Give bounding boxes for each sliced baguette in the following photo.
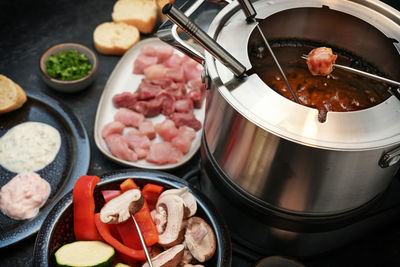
[112,0,158,34]
[93,22,140,56]
[0,74,27,115]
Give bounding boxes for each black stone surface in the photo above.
[0,0,400,266]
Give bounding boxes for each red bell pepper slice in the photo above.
[94,213,146,261]
[116,219,143,250]
[101,190,122,203]
[73,175,102,241]
[132,207,159,247]
[120,178,138,192]
[119,179,159,247]
[142,183,164,211]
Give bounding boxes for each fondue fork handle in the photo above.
[237,0,300,103]
[162,3,247,78]
[301,55,400,87]
[237,0,257,21]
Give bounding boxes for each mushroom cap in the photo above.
[159,187,197,217]
[156,194,186,247]
[100,188,144,224]
[184,217,216,263]
[142,244,184,267]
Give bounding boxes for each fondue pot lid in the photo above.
[204,0,400,150]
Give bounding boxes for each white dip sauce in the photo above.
[0,122,61,173]
[0,172,51,219]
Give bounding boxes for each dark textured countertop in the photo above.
[1,0,400,266]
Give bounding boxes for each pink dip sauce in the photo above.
[0,172,51,219]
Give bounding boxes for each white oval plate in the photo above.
[94,37,205,170]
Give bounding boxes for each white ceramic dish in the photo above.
[94,37,205,170]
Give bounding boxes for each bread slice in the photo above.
[93,22,140,56]
[112,0,158,34]
[0,74,27,114]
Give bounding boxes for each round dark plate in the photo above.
[33,169,232,267]
[0,90,90,248]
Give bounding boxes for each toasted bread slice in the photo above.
[93,22,140,56]
[0,74,27,114]
[112,0,158,34]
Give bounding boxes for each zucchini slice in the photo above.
[54,240,115,267]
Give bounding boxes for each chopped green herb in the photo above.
[45,50,92,81]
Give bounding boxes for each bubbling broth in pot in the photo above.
[249,41,391,122]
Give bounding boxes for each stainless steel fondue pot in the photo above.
[158,0,400,216]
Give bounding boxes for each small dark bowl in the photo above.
[39,43,98,93]
[33,169,232,267]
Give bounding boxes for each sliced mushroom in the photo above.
[184,217,216,263]
[100,189,144,224]
[149,244,164,259]
[151,206,168,234]
[142,244,184,267]
[180,242,194,266]
[159,187,197,217]
[156,194,186,247]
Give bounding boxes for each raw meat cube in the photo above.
[112,92,139,109]
[124,130,152,149]
[144,64,167,80]
[171,126,196,153]
[134,54,158,74]
[114,107,145,128]
[105,134,138,162]
[174,98,194,113]
[166,66,185,83]
[137,79,162,100]
[183,62,202,81]
[156,91,176,116]
[164,54,183,68]
[155,119,179,141]
[133,98,163,117]
[138,119,156,139]
[157,46,175,63]
[141,46,157,57]
[102,121,125,138]
[146,142,184,165]
[170,112,202,131]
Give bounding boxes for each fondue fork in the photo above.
[237,0,300,103]
[131,214,153,267]
[301,54,400,87]
[162,3,246,78]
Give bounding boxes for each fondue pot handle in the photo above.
[379,146,400,168]
[158,0,246,78]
